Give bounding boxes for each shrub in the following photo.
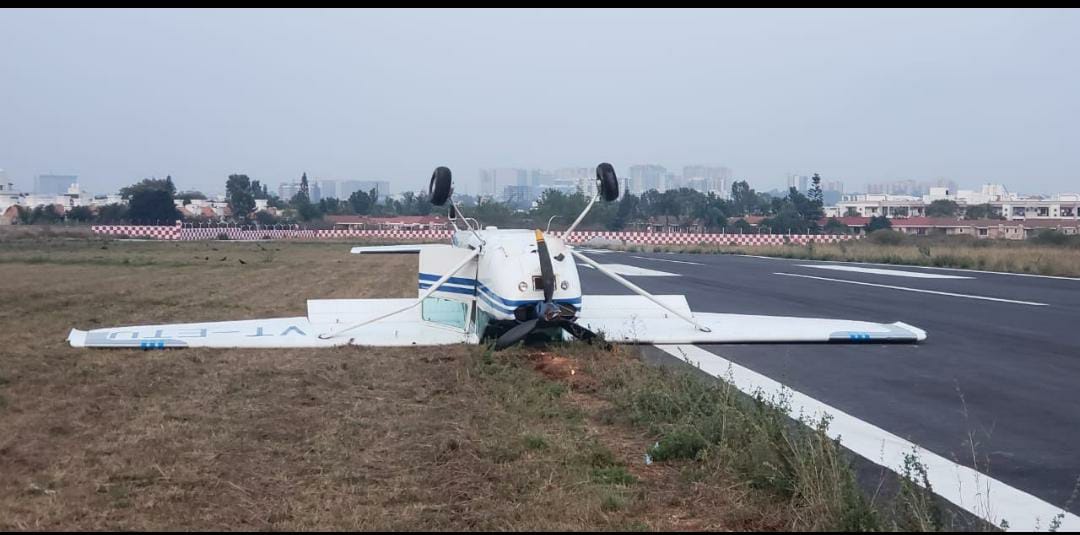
[1030,230,1080,248]
[867,229,907,246]
[590,466,637,486]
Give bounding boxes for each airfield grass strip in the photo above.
[507,342,976,532]
[468,345,795,530]
[0,243,785,530]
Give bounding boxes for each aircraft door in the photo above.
[418,246,479,306]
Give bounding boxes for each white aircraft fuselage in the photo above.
[448,227,582,323]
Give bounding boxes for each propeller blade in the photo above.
[535,229,555,303]
[561,321,612,349]
[494,318,539,351]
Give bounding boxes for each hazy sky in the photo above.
[2,8,1078,196]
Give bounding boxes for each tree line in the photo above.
[22,172,859,234]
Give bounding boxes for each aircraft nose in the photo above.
[536,301,561,322]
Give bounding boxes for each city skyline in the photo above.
[1,164,1074,200]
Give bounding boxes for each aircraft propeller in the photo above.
[493,229,604,350]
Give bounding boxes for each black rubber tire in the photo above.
[429,166,452,206]
[596,162,619,202]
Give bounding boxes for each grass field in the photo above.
[0,236,956,531]
[0,238,785,530]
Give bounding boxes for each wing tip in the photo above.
[67,329,87,348]
[892,321,927,342]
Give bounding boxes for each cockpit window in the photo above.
[421,297,468,330]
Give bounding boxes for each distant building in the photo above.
[821,180,845,205]
[35,174,78,195]
[628,164,666,195]
[664,173,683,191]
[826,216,1079,240]
[0,181,26,213]
[278,182,300,201]
[530,169,555,189]
[785,174,810,193]
[864,178,958,196]
[823,180,844,194]
[550,167,591,196]
[505,168,529,187]
[175,198,232,219]
[88,194,124,207]
[339,180,390,201]
[683,166,732,196]
[830,185,1080,221]
[319,180,338,200]
[478,169,495,197]
[501,185,532,208]
[478,168,527,199]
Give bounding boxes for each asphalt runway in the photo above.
[576,250,1080,520]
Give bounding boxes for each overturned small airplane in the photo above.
[68,163,926,350]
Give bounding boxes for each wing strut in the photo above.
[561,194,598,243]
[318,247,481,340]
[570,248,711,333]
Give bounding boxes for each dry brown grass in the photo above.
[0,225,95,242]
[0,239,798,531]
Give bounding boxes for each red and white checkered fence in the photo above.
[312,229,456,241]
[549,231,857,246]
[92,223,859,246]
[91,223,182,240]
[180,227,320,240]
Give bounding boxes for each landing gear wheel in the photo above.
[429,166,452,206]
[596,162,619,202]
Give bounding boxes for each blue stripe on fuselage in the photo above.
[475,282,581,307]
[417,272,581,315]
[418,273,477,286]
[418,283,477,296]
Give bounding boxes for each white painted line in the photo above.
[798,264,973,279]
[595,264,680,277]
[630,255,704,266]
[901,264,1080,281]
[774,272,1048,306]
[739,254,1080,282]
[656,344,1080,532]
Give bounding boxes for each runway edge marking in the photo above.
[774,272,1049,306]
[656,344,1080,532]
[796,264,974,279]
[630,255,704,265]
[739,254,1080,282]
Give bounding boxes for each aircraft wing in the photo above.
[350,244,450,254]
[68,299,473,348]
[574,295,926,344]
